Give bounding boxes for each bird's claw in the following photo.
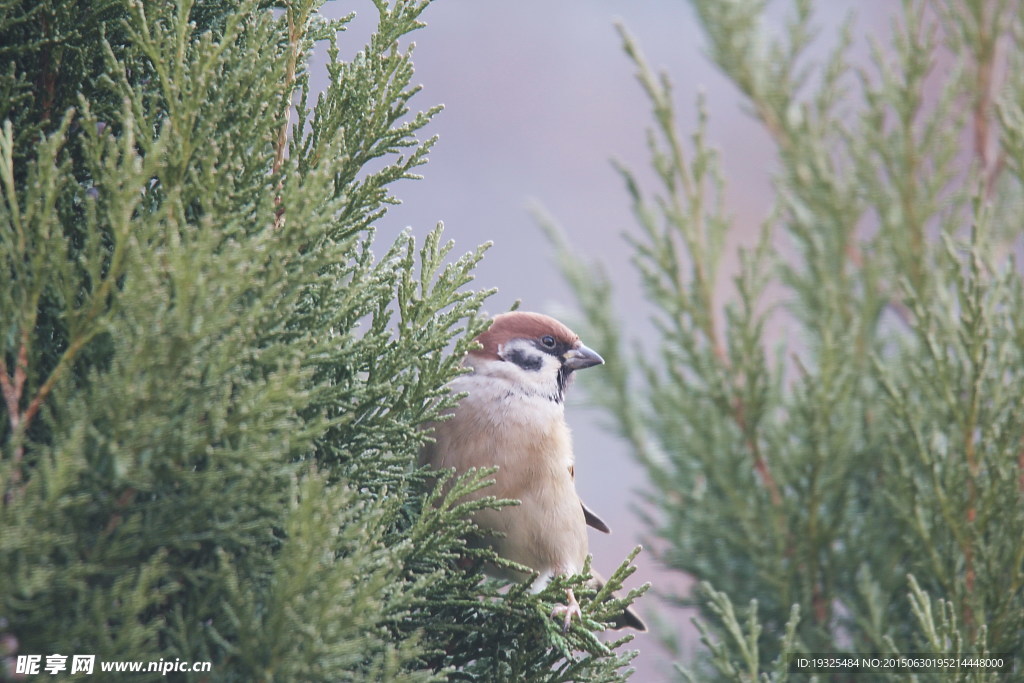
[550,589,582,632]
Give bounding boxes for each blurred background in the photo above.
[315,2,891,677]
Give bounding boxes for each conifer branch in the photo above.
[552,0,1024,673]
[2,3,615,677]
[273,1,310,231]
[38,7,56,125]
[0,335,27,437]
[956,0,1010,197]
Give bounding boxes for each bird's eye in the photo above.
[541,335,556,348]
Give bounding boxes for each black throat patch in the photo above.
[556,365,572,402]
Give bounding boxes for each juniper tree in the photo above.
[0,1,643,680]
[550,0,1024,680]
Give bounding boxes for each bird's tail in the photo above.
[590,571,646,632]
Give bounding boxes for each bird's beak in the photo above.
[562,343,604,371]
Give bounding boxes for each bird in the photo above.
[420,311,645,632]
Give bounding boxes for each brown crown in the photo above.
[470,311,580,360]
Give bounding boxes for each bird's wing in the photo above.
[568,464,612,534]
[582,500,611,534]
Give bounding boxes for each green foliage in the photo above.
[549,0,1024,679]
[1,1,641,680]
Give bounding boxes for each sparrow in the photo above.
[420,311,645,632]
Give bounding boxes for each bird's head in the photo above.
[467,311,604,402]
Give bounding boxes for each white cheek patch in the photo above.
[485,339,565,403]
